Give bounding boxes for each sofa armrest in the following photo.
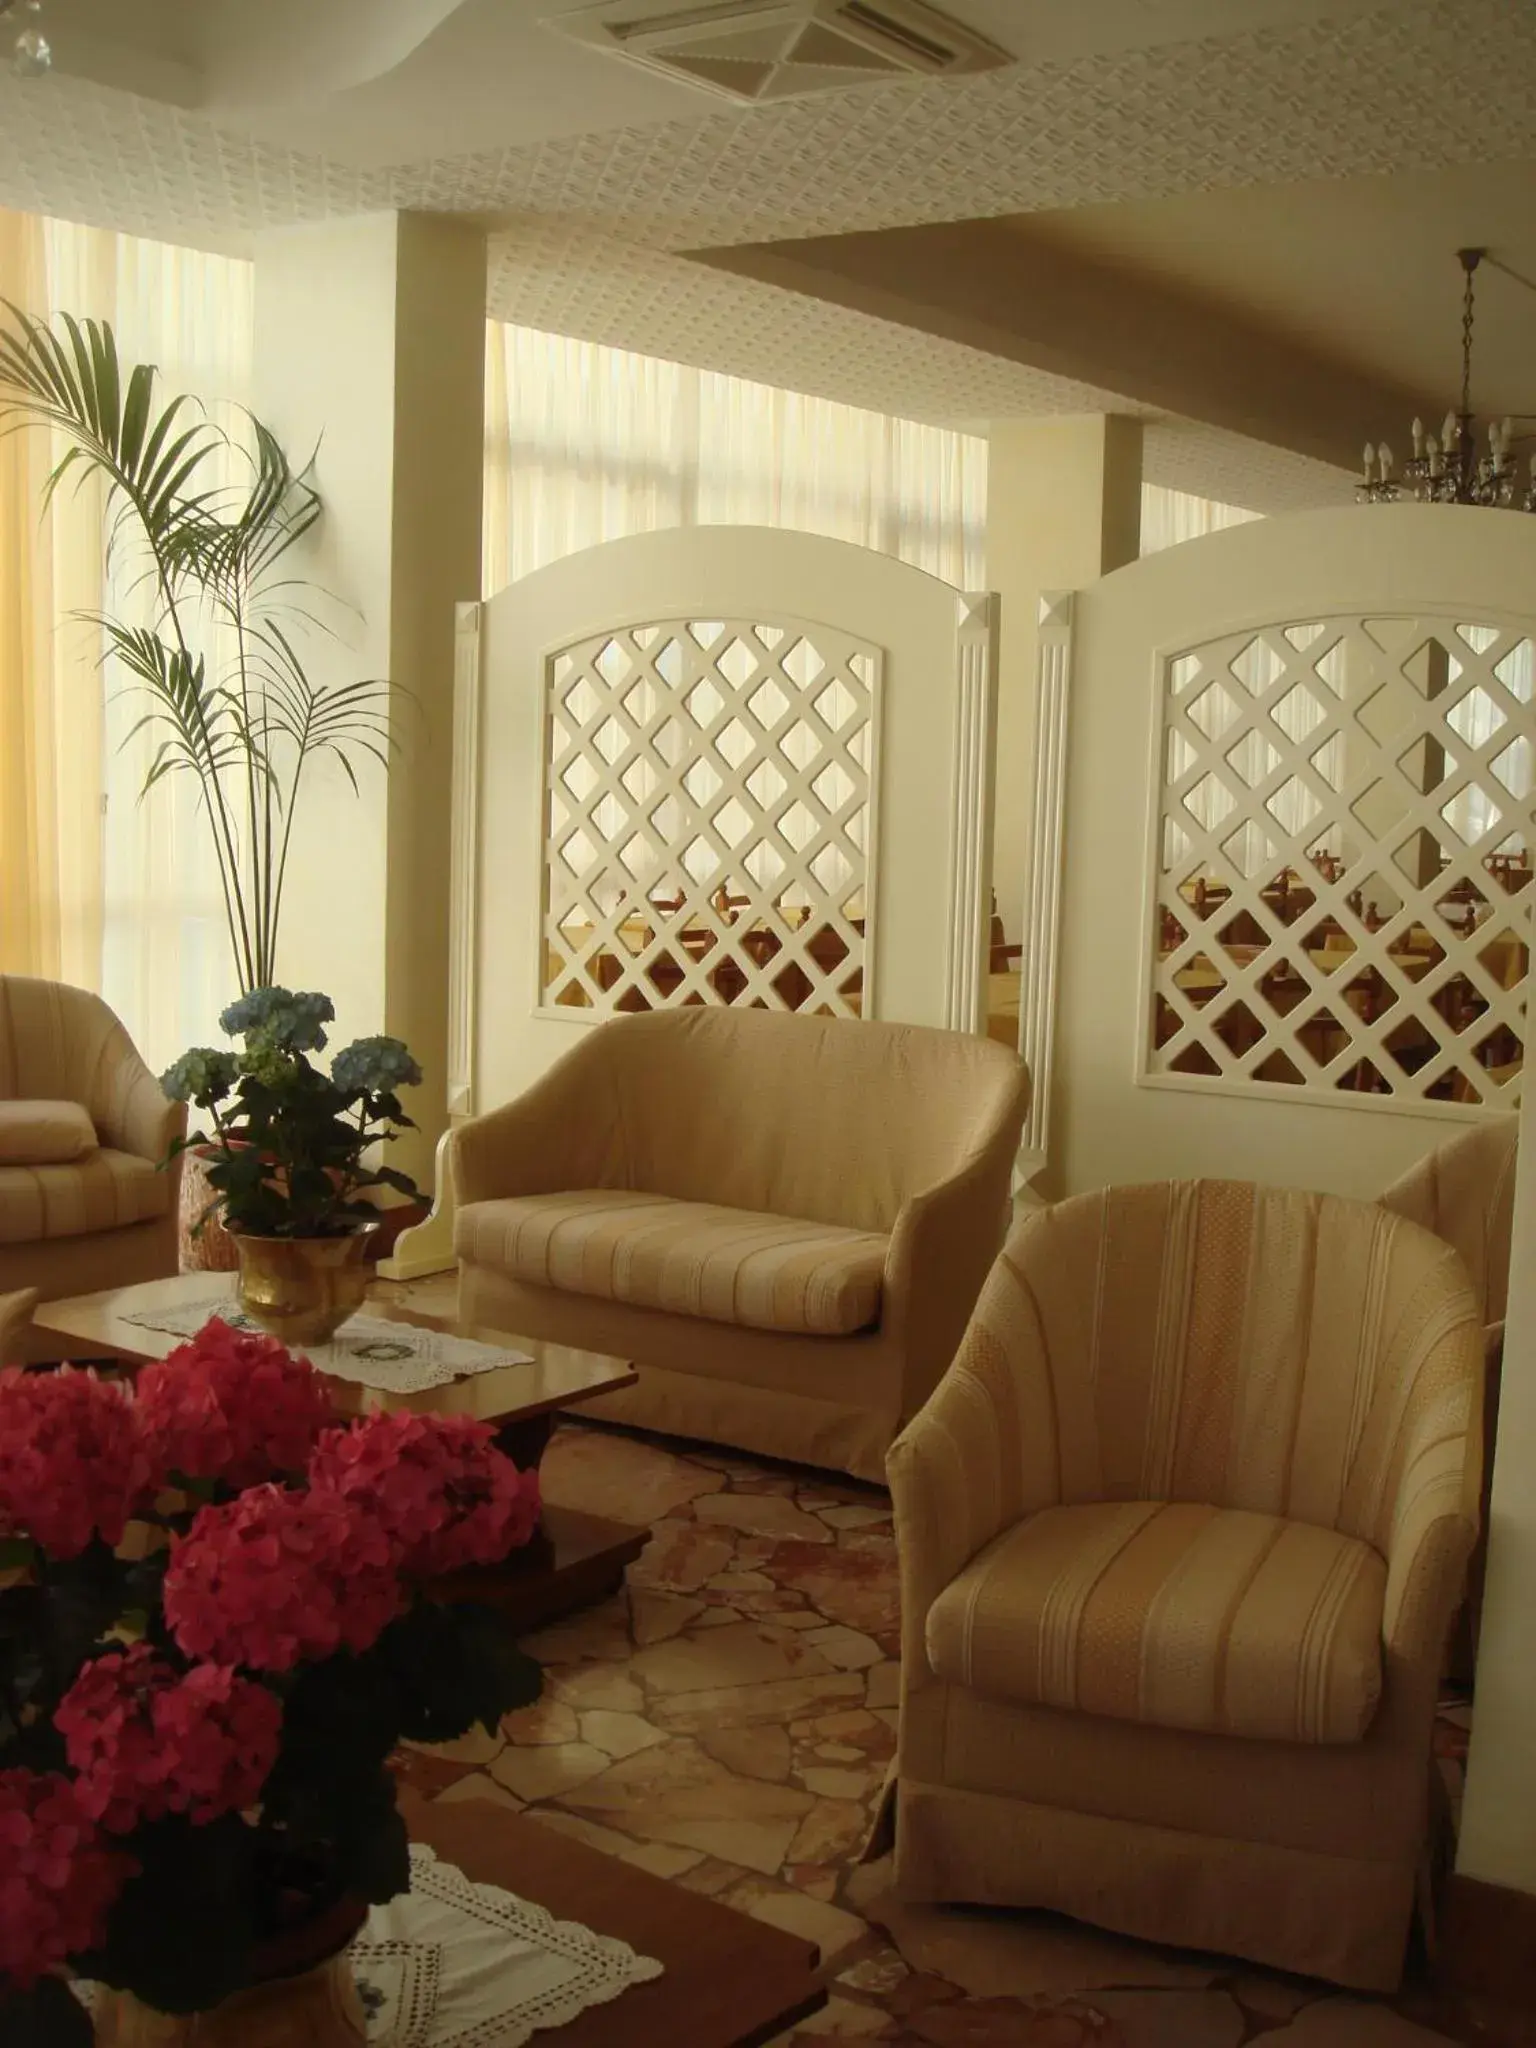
[98,1037,184,1167]
[1380,1308,1484,1675]
[883,1149,1016,1423]
[451,1040,623,1209]
[887,1240,1062,1654]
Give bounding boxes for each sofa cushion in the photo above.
[0,1150,171,1245]
[455,1189,887,1337]
[926,1500,1385,1746]
[0,1099,97,1165]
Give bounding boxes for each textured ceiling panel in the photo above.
[2,0,1530,509]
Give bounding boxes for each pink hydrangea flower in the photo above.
[0,1769,132,1987]
[55,1646,283,1834]
[136,1319,335,1487]
[0,1368,151,1560]
[307,1412,541,1577]
[163,1484,400,1673]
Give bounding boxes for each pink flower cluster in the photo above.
[308,1411,542,1578]
[55,1646,282,1833]
[136,1320,335,1488]
[0,1368,151,1560]
[0,1770,131,1987]
[163,1484,402,1673]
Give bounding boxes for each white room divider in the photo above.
[386,525,998,1276]
[1027,504,1536,1201]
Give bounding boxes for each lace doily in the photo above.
[357,1844,663,2046]
[120,1301,532,1393]
[76,1844,663,2047]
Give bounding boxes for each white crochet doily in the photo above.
[77,1844,663,2047]
[352,1844,664,2045]
[120,1301,532,1393]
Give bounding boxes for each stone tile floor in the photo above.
[384,1406,1508,2048]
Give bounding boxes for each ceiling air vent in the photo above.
[551,0,1012,104]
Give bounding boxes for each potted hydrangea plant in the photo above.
[164,989,425,1345]
[0,1320,542,2045]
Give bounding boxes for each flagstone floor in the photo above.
[386,1401,1497,2048]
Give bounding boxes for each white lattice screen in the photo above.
[1148,614,1534,1108]
[540,617,879,1018]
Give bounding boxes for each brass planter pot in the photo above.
[93,1952,366,2048]
[231,1224,380,1347]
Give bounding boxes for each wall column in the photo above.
[987,414,1142,948]
[1457,1076,1536,1899]
[252,211,485,1189]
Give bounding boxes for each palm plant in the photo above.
[0,305,390,993]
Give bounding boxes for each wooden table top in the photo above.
[32,1272,636,1429]
[401,1793,825,2047]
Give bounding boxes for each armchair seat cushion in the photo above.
[0,1150,170,1245]
[0,1100,97,1165]
[455,1189,887,1337]
[926,1500,1386,1746]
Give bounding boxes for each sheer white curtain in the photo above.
[484,323,988,594]
[1142,483,1260,557]
[14,218,253,1069]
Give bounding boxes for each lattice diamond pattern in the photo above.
[1149,617,1535,1109]
[541,616,879,1019]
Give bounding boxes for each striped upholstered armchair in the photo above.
[0,977,184,1360]
[887,1180,1482,1991]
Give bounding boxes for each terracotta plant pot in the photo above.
[231,1223,380,1347]
[92,1897,370,2048]
[177,1147,241,1275]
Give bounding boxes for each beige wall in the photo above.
[1459,1076,1536,1892]
[988,414,1142,945]
[253,211,485,1188]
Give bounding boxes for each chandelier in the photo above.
[0,0,49,76]
[1358,248,1535,513]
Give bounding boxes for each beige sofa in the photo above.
[452,1009,1029,1480]
[887,1179,1481,1990]
[0,976,184,1361]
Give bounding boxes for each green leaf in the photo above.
[74,1813,259,2015]
[373,1602,542,1745]
[0,1974,94,2048]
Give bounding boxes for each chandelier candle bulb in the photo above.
[1363,442,1375,479]
[1378,444,1393,479]
[1412,418,1424,455]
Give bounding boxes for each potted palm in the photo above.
[0,306,390,994]
[0,1322,542,2046]
[163,989,423,1345]
[0,308,398,1271]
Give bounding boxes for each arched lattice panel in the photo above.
[540,617,880,1018]
[1148,613,1533,1110]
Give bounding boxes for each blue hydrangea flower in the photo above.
[330,1035,424,1096]
[219,987,335,1053]
[160,1048,239,1105]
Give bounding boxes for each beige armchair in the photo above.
[452,1009,1028,1480]
[887,1179,1482,1990]
[1380,1113,1516,1336]
[0,977,184,1361]
[1382,1114,1518,1683]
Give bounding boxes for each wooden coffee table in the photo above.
[402,1792,826,2046]
[34,1273,650,1634]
